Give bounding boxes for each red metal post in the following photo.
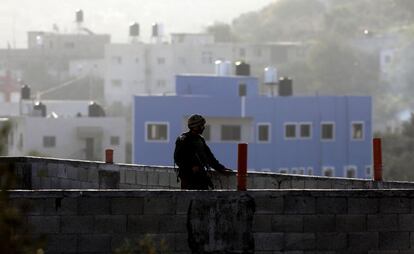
[105,149,114,164]
[237,143,248,191]
[373,138,382,181]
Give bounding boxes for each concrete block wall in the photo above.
[9,189,414,254]
[3,156,414,190]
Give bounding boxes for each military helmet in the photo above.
[187,114,206,129]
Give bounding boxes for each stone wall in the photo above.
[9,189,414,254]
[2,156,414,190]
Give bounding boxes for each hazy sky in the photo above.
[0,0,276,48]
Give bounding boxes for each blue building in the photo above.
[133,74,372,178]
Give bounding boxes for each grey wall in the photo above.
[2,156,414,190]
[9,189,414,254]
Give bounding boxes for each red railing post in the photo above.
[105,149,114,164]
[237,143,248,191]
[373,138,382,181]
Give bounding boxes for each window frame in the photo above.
[351,121,365,141]
[257,122,271,143]
[284,122,297,140]
[344,165,357,178]
[220,124,242,142]
[321,122,335,141]
[145,121,169,143]
[299,122,312,139]
[43,136,56,148]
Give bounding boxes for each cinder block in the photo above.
[119,168,126,183]
[158,215,187,233]
[316,197,346,214]
[284,196,315,214]
[61,215,94,233]
[78,234,112,252]
[47,162,59,177]
[380,198,410,214]
[158,171,170,187]
[128,215,160,233]
[399,214,414,231]
[88,169,99,183]
[42,197,77,215]
[94,215,127,233]
[175,233,191,252]
[28,216,60,234]
[147,172,160,186]
[272,215,303,233]
[66,166,79,180]
[79,197,110,214]
[40,177,51,189]
[285,233,315,250]
[79,168,89,182]
[314,179,332,189]
[253,214,272,232]
[304,215,335,232]
[44,234,77,253]
[50,177,60,188]
[348,232,379,252]
[56,164,67,178]
[336,215,366,232]
[367,214,398,232]
[125,170,136,184]
[291,180,305,189]
[316,233,346,251]
[111,197,144,214]
[254,233,284,251]
[349,198,379,214]
[143,196,175,215]
[176,196,192,215]
[255,196,283,214]
[379,232,409,250]
[280,179,292,189]
[136,171,148,186]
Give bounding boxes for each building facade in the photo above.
[104,33,308,106]
[133,74,372,178]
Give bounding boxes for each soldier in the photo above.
[174,114,232,189]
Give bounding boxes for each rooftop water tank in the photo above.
[278,77,293,96]
[88,101,105,117]
[214,60,232,76]
[33,101,46,117]
[76,9,84,23]
[21,83,31,100]
[264,66,278,84]
[152,23,164,37]
[235,61,250,76]
[129,22,140,37]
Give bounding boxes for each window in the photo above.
[352,122,364,140]
[64,42,75,49]
[323,167,335,177]
[203,125,211,141]
[156,80,166,87]
[298,167,305,175]
[146,123,168,142]
[285,123,296,139]
[239,48,246,57]
[43,136,56,148]
[291,168,298,174]
[321,123,335,140]
[257,124,270,142]
[345,166,357,178]
[111,79,122,87]
[157,57,166,64]
[366,166,372,178]
[221,125,241,141]
[110,136,120,146]
[299,123,312,138]
[202,51,212,64]
[111,56,122,64]
[307,167,314,175]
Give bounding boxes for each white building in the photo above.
[7,115,126,162]
[104,33,308,106]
